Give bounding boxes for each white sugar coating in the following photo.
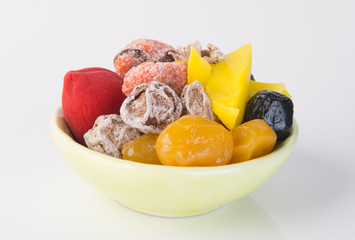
[169,41,226,64]
[121,39,175,62]
[84,114,141,158]
[123,62,187,96]
[120,81,182,134]
[181,81,215,121]
[204,43,226,63]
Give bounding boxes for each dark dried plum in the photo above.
[250,74,255,81]
[244,90,294,141]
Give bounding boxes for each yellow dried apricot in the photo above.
[230,119,277,164]
[156,115,233,166]
[122,133,161,165]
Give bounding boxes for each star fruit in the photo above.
[206,44,252,130]
[249,81,291,100]
[187,46,211,87]
[187,44,290,130]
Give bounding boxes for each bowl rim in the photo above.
[51,106,298,173]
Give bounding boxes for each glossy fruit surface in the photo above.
[187,46,211,87]
[230,119,277,164]
[206,44,252,130]
[156,115,233,166]
[249,80,291,100]
[122,133,161,165]
[244,90,294,141]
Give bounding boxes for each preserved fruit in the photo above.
[156,115,233,166]
[230,119,277,163]
[244,90,294,141]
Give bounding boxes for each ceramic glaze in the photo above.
[51,107,298,217]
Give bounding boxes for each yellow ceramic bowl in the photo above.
[50,107,298,217]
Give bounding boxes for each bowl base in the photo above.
[118,201,218,217]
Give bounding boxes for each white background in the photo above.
[1,0,354,239]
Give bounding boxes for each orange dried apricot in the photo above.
[122,133,161,165]
[230,119,277,164]
[156,115,233,166]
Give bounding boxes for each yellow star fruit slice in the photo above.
[187,46,212,87]
[249,81,292,100]
[210,99,240,130]
[206,44,252,130]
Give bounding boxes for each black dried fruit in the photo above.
[250,74,255,81]
[244,90,294,141]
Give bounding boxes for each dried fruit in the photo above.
[249,80,291,100]
[230,119,277,164]
[62,67,125,145]
[202,43,226,64]
[113,49,148,78]
[84,114,141,158]
[181,81,214,121]
[122,62,187,96]
[244,90,294,141]
[122,133,161,165]
[120,81,182,134]
[156,115,233,166]
[187,46,211,87]
[114,39,175,77]
[170,41,226,64]
[206,44,252,130]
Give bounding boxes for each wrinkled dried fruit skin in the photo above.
[244,90,294,141]
[230,119,277,164]
[122,133,161,165]
[181,81,214,121]
[120,81,182,134]
[156,115,233,166]
[170,41,225,63]
[84,114,141,158]
[62,67,125,145]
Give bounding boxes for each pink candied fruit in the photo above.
[114,54,143,79]
[114,39,175,78]
[122,62,187,96]
[122,39,175,62]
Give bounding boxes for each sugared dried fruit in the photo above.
[113,49,148,78]
[156,115,233,166]
[114,39,175,77]
[120,81,182,134]
[170,41,226,64]
[122,133,161,165]
[181,81,214,121]
[122,62,187,96]
[230,119,277,164]
[244,90,294,141]
[84,114,141,158]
